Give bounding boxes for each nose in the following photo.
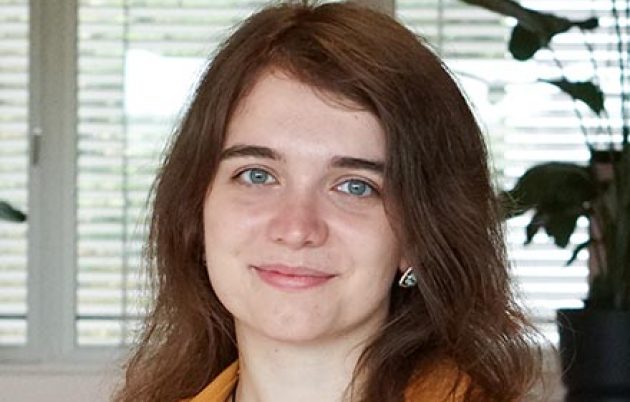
[266,192,329,249]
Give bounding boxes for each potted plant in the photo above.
[461,0,630,400]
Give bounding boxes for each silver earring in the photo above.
[398,266,417,288]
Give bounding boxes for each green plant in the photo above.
[463,0,630,310]
[0,200,26,222]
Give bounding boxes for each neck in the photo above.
[233,324,378,402]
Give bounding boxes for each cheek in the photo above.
[339,212,401,267]
[203,192,263,248]
[202,195,242,281]
[336,217,402,304]
[202,199,247,314]
[202,192,269,291]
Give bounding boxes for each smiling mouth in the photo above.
[251,264,336,290]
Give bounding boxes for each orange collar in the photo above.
[183,360,468,402]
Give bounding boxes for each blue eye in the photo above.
[337,179,376,197]
[237,168,276,185]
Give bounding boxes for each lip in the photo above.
[251,264,336,290]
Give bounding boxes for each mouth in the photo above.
[251,264,336,290]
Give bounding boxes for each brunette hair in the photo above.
[114,1,542,401]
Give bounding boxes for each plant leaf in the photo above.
[524,211,544,244]
[505,162,596,214]
[542,79,605,115]
[523,210,579,247]
[509,24,546,61]
[508,17,598,61]
[544,212,579,248]
[505,162,596,248]
[577,17,599,30]
[0,201,26,222]
[567,239,590,265]
[460,0,599,59]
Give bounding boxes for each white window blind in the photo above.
[0,0,28,346]
[397,0,624,342]
[75,0,306,346]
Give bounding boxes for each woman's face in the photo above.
[203,70,404,344]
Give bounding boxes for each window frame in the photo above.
[1,0,121,366]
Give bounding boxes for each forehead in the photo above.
[225,69,386,159]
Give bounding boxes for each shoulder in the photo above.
[180,361,239,402]
[404,359,477,402]
[184,359,484,402]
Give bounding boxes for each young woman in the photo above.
[114,2,542,401]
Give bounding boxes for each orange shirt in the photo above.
[183,360,469,402]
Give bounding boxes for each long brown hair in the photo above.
[114,2,542,401]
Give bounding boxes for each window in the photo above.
[75,0,279,347]
[74,0,336,347]
[1,0,605,359]
[0,0,28,346]
[397,0,592,342]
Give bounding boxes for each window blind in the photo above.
[75,0,306,346]
[397,0,619,342]
[0,0,28,346]
[77,0,607,347]
[7,0,609,349]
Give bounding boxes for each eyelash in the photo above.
[233,167,277,185]
[232,167,380,198]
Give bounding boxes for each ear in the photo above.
[398,255,412,273]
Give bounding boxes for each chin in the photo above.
[263,319,333,343]
[249,312,383,347]
[239,311,343,345]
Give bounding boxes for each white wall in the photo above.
[0,363,120,402]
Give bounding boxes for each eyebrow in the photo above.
[220,144,282,161]
[220,144,384,175]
